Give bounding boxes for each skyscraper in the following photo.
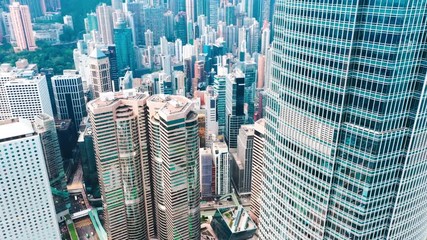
[175,11,188,44]
[225,69,245,149]
[249,118,264,222]
[211,140,230,195]
[9,2,37,52]
[16,0,44,18]
[88,91,154,239]
[232,124,254,194]
[4,75,53,121]
[0,118,61,239]
[260,1,427,239]
[213,66,227,136]
[185,0,195,23]
[52,70,87,131]
[89,48,112,98]
[114,18,136,77]
[200,148,213,198]
[147,94,200,240]
[164,10,175,42]
[96,3,114,45]
[34,114,70,222]
[85,12,98,32]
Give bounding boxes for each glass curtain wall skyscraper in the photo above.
[260,0,427,239]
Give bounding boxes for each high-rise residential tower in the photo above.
[260,1,427,239]
[0,118,61,239]
[96,3,114,45]
[9,2,37,52]
[88,91,154,239]
[147,94,200,240]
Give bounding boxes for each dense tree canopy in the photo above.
[0,41,75,74]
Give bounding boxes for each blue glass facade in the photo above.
[260,0,427,239]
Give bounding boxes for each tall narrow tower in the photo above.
[9,2,36,52]
[88,91,154,239]
[89,48,112,98]
[96,3,114,45]
[260,0,427,239]
[34,113,70,222]
[147,95,200,240]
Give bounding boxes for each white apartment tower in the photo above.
[96,3,114,45]
[0,118,60,240]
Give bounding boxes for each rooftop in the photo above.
[89,48,106,59]
[218,206,256,233]
[0,118,35,141]
[239,124,254,136]
[147,94,195,121]
[88,90,148,110]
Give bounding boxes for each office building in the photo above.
[96,3,114,45]
[250,118,264,222]
[211,140,230,195]
[204,86,218,143]
[175,11,187,44]
[34,114,70,222]
[114,18,136,77]
[4,75,53,121]
[213,67,227,136]
[78,118,99,197]
[126,2,144,46]
[235,60,257,124]
[51,70,86,132]
[164,10,175,41]
[200,148,213,198]
[147,94,200,240]
[39,68,57,116]
[9,2,37,52]
[232,124,254,195]
[89,48,112,98]
[88,91,154,239]
[225,69,245,149]
[259,1,427,239]
[55,119,77,179]
[0,118,61,240]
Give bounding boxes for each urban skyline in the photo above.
[0,0,427,240]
